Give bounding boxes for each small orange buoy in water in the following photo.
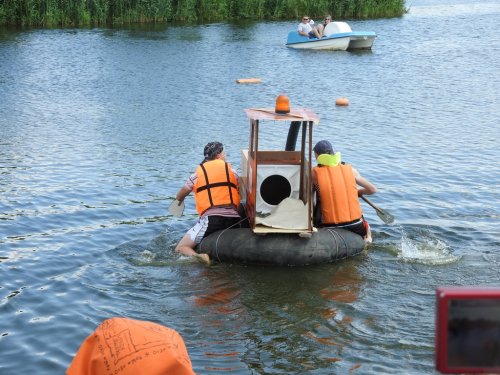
[335,97,349,106]
[236,78,262,84]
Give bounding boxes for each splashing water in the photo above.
[398,227,461,265]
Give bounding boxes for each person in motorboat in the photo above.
[297,15,321,39]
[311,140,377,244]
[174,141,242,264]
[315,15,332,38]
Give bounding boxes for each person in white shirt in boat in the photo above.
[312,140,377,244]
[174,142,242,264]
[297,15,321,39]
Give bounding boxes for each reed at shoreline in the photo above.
[0,0,406,27]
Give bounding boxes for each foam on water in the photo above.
[398,227,461,265]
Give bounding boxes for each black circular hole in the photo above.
[260,175,292,206]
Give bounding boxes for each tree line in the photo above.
[0,0,406,27]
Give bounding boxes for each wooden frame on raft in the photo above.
[241,108,319,234]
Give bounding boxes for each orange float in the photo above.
[236,78,262,84]
[335,97,349,106]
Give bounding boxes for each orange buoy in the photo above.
[335,97,349,106]
[275,94,290,114]
[236,78,262,84]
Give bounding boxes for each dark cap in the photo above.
[203,141,224,161]
[313,140,334,155]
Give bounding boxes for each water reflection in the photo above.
[184,260,368,373]
[319,263,364,303]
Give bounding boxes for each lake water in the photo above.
[1,0,499,373]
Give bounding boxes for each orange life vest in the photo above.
[67,317,195,375]
[314,163,362,225]
[194,159,240,215]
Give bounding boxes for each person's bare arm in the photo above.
[353,168,377,196]
[176,186,191,202]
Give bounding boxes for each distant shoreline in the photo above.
[0,0,406,27]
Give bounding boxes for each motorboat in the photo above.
[286,21,376,51]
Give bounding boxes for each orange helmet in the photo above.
[67,317,195,375]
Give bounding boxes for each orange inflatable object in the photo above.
[335,97,349,106]
[235,78,262,84]
[67,317,195,375]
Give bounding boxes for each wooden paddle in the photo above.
[168,199,185,217]
[361,196,394,224]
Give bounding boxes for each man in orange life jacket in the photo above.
[312,140,377,244]
[175,141,241,263]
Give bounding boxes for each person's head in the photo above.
[203,141,224,161]
[67,317,195,375]
[313,140,334,156]
[324,15,332,24]
[313,140,341,166]
[301,15,310,23]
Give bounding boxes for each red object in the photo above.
[435,286,500,374]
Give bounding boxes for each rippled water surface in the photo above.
[1,0,499,373]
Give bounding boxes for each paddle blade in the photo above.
[360,196,395,224]
[376,208,394,224]
[169,200,185,217]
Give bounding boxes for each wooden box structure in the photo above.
[241,108,319,234]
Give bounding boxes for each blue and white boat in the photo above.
[286,22,376,51]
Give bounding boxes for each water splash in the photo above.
[113,229,204,267]
[129,250,202,267]
[398,227,461,265]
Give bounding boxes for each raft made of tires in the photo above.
[197,227,365,266]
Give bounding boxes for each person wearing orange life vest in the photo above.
[312,140,377,244]
[175,141,241,263]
